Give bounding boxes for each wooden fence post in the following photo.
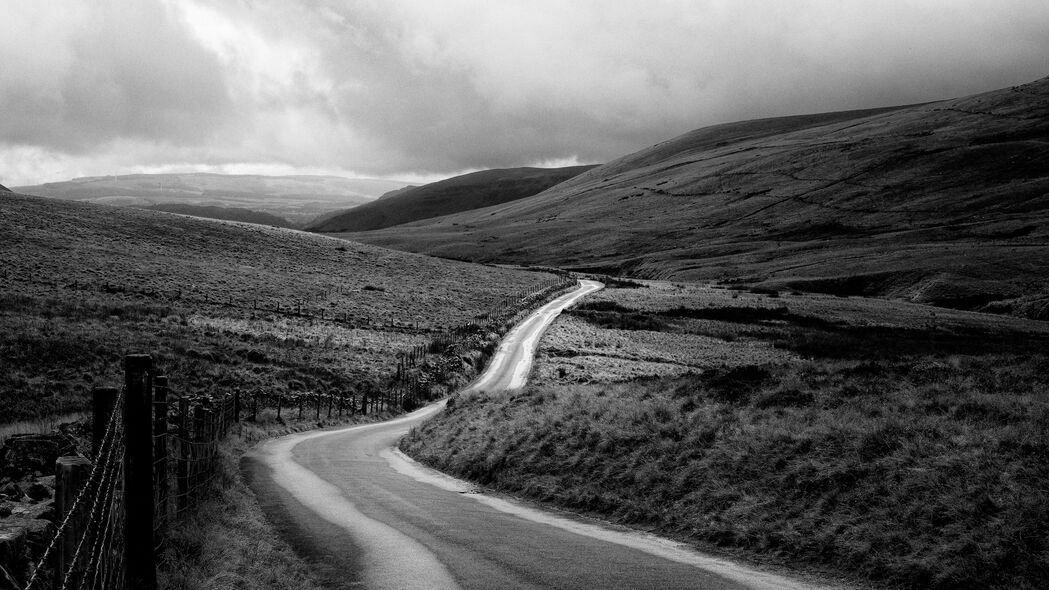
[177,397,189,514]
[55,456,92,588]
[91,387,118,458]
[192,405,205,504]
[153,376,169,532]
[124,354,157,590]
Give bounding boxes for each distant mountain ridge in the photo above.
[15,173,408,227]
[342,76,1049,319]
[307,165,596,233]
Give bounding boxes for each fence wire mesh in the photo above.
[24,389,126,590]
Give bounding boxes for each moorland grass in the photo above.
[403,303,1049,589]
[0,292,401,421]
[1,192,559,422]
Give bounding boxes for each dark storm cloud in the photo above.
[2,0,1049,185]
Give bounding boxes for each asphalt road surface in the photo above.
[245,280,831,590]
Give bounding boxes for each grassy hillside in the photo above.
[308,165,596,232]
[0,192,557,421]
[404,281,1049,589]
[346,76,1049,319]
[14,173,407,227]
[143,203,294,228]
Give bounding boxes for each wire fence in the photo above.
[23,389,126,590]
[19,357,237,590]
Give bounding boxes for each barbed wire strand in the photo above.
[24,388,125,590]
[62,418,122,590]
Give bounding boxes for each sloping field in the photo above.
[308,165,596,233]
[143,203,295,228]
[0,193,556,421]
[347,77,1049,318]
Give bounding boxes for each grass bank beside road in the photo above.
[402,282,1049,589]
[158,409,389,590]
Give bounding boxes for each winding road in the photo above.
[245,280,830,590]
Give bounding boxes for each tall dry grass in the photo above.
[403,313,1049,589]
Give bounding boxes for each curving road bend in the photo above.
[245,280,831,590]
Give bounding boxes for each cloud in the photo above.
[0,1,232,154]
[2,0,1048,185]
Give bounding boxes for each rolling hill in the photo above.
[342,76,1049,318]
[14,173,408,227]
[0,191,558,421]
[307,166,596,233]
[0,183,10,192]
[141,203,294,228]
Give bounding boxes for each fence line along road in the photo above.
[11,275,580,590]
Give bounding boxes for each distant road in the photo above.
[245,280,829,590]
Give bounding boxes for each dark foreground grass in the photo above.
[403,352,1049,589]
[158,410,383,590]
[0,293,387,421]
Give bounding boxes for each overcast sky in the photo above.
[2,0,1048,186]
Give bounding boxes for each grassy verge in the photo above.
[157,410,384,590]
[402,286,1049,589]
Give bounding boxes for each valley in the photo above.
[0,192,559,422]
[307,165,596,233]
[336,77,1049,321]
[3,72,1048,590]
[13,173,408,228]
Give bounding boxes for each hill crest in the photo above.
[308,165,596,233]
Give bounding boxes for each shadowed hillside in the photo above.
[344,76,1049,318]
[308,166,596,232]
[142,203,294,228]
[15,173,407,227]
